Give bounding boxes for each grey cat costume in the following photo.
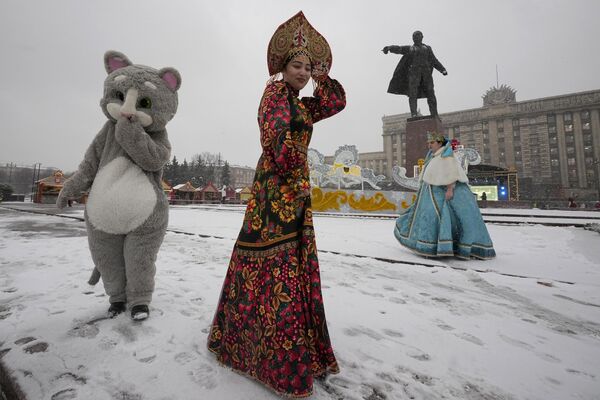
[57,50,181,319]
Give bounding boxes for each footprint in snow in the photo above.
[189,363,217,389]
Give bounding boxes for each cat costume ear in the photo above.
[104,50,132,74]
[158,68,181,92]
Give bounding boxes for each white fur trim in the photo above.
[137,111,153,127]
[121,88,138,115]
[144,81,157,90]
[87,157,157,234]
[106,102,121,120]
[421,153,469,186]
[114,75,127,82]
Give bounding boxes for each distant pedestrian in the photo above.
[481,191,488,208]
[568,197,577,208]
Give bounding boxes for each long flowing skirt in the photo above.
[394,182,496,259]
[208,208,338,398]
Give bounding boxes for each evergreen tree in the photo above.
[205,164,215,185]
[181,158,190,183]
[0,183,14,201]
[165,155,180,184]
[221,161,231,187]
[191,154,206,187]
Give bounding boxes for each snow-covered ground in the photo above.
[1,204,599,399]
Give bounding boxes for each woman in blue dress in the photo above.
[394,132,496,259]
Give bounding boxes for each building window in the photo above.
[567,147,575,155]
[586,157,595,166]
[551,159,559,167]
[550,147,559,155]
[583,122,591,131]
[584,133,593,144]
[549,136,558,145]
[482,121,488,130]
[547,114,556,123]
[564,124,573,132]
[529,117,537,125]
[548,125,557,134]
[566,135,575,144]
[584,145,593,154]
[567,158,576,166]
[513,129,520,137]
[564,112,572,122]
[581,110,590,120]
[512,119,519,127]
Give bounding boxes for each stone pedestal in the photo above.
[404,116,444,177]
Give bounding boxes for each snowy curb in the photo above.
[583,223,600,234]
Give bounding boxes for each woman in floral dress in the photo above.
[207,11,346,398]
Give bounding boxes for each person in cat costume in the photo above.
[57,50,181,321]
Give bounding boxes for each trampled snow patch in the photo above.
[1,206,599,399]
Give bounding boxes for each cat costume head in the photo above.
[100,50,181,133]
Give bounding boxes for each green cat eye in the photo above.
[139,98,152,109]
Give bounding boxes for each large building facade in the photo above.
[358,87,600,200]
[229,165,255,189]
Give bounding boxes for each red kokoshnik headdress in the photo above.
[267,11,332,81]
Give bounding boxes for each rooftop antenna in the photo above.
[496,64,499,88]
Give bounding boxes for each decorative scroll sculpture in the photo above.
[308,145,386,190]
[392,146,482,190]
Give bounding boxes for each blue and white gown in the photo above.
[394,144,496,259]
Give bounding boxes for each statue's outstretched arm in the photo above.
[383,45,410,55]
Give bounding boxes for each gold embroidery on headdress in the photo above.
[426,131,445,142]
[267,11,332,79]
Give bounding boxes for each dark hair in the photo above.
[436,137,448,146]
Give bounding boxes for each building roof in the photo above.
[36,171,66,187]
[173,182,196,192]
[195,182,219,193]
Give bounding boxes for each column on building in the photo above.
[555,112,569,187]
[572,111,587,188]
[588,109,600,191]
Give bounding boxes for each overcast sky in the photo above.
[1,0,599,172]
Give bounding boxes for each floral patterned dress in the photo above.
[208,77,346,398]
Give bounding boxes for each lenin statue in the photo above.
[383,31,447,117]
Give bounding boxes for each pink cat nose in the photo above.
[121,112,136,120]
